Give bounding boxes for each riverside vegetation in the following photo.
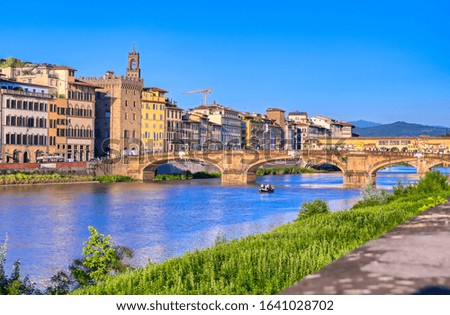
[0,172,134,185]
[74,171,449,295]
[1,171,448,295]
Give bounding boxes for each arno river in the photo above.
[0,166,448,287]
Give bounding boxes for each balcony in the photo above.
[1,88,54,99]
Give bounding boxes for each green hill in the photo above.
[354,121,449,137]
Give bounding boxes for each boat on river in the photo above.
[259,184,274,193]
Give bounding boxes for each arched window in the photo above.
[130,59,137,70]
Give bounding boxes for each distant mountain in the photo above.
[354,121,449,137]
[349,120,383,128]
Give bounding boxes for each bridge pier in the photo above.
[221,171,256,185]
[343,171,375,189]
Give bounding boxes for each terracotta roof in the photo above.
[74,79,100,88]
[51,65,77,71]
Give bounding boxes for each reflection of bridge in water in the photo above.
[96,150,450,188]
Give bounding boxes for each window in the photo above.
[125,100,128,107]
[125,113,128,120]
[133,113,136,121]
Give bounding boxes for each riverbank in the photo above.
[155,171,221,181]
[74,172,450,295]
[0,172,134,185]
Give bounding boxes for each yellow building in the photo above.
[141,87,167,152]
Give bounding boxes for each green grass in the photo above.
[256,166,315,176]
[74,186,450,295]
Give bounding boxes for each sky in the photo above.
[2,0,450,126]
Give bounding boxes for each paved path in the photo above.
[282,201,450,294]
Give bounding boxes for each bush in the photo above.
[297,199,330,219]
[394,171,450,197]
[352,184,390,209]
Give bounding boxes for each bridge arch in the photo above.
[244,153,347,184]
[141,156,224,182]
[368,157,418,176]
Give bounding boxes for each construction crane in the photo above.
[184,88,212,106]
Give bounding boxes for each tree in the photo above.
[47,226,133,294]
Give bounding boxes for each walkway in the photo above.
[282,201,450,294]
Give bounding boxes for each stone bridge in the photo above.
[95,150,450,188]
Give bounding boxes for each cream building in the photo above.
[0,79,51,163]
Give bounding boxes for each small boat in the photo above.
[259,184,275,193]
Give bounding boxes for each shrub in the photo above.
[353,184,390,209]
[393,171,449,197]
[297,199,330,219]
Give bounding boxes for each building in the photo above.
[193,103,241,149]
[288,111,308,124]
[165,100,183,152]
[266,108,286,129]
[181,118,200,151]
[2,63,96,161]
[184,111,210,150]
[241,113,268,149]
[311,115,353,138]
[0,79,51,163]
[83,49,143,157]
[141,87,167,153]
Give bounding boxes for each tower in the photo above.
[126,45,141,79]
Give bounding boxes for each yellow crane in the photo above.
[184,88,212,106]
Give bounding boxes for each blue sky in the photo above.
[2,0,450,126]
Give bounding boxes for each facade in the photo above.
[141,87,167,153]
[0,80,51,163]
[83,49,143,157]
[184,111,209,150]
[181,119,200,151]
[193,104,241,149]
[266,108,286,129]
[288,111,308,124]
[242,113,267,149]
[165,101,183,152]
[2,63,96,161]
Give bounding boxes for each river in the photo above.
[0,166,448,287]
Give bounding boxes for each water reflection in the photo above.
[0,166,447,286]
